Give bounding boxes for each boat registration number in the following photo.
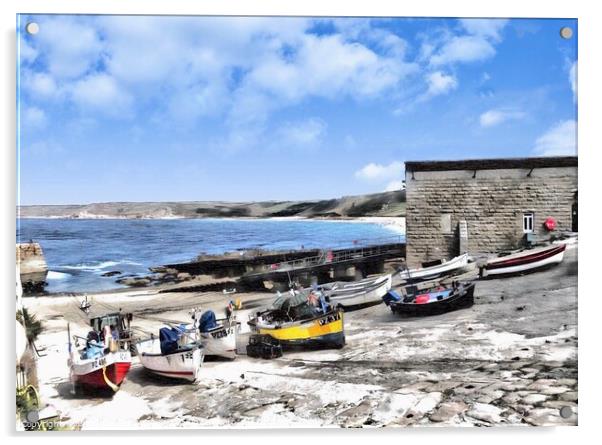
[318,312,341,326]
[211,328,232,339]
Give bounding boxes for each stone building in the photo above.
[405,156,578,267]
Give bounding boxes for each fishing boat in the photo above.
[135,327,203,382]
[480,244,566,277]
[318,274,392,309]
[189,309,240,359]
[247,291,345,349]
[383,281,476,316]
[68,324,131,392]
[397,253,469,282]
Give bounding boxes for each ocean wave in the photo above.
[47,271,71,280]
[60,260,142,272]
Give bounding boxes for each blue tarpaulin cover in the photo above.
[382,290,402,306]
[199,310,218,332]
[159,327,180,355]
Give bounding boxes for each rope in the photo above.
[101,366,119,392]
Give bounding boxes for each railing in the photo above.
[247,240,404,276]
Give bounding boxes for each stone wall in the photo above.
[405,166,577,267]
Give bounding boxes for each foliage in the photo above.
[16,308,44,345]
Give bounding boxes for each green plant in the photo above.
[16,308,44,345]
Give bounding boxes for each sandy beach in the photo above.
[22,242,577,429]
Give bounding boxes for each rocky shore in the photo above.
[24,245,577,429]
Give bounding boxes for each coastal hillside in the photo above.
[18,190,406,219]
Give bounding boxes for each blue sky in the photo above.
[17,16,577,205]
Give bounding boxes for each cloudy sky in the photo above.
[17,15,577,205]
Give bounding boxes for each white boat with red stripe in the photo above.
[481,244,567,277]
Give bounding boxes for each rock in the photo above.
[337,399,373,427]
[541,386,569,396]
[429,401,468,422]
[501,392,521,405]
[541,400,577,410]
[476,389,505,404]
[395,381,433,394]
[466,403,504,424]
[558,391,578,402]
[521,394,547,405]
[101,270,121,277]
[526,379,558,391]
[524,407,576,426]
[116,277,151,287]
[177,272,192,281]
[556,378,577,386]
[412,392,442,415]
[428,380,462,392]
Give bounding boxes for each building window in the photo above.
[523,212,534,233]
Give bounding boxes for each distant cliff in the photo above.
[18,190,406,219]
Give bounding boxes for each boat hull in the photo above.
[200,325,238,359]
[328,274,392,309]
[398,253,469,282]
[251,311,345,350]
[390,283,475,317]
[70,350,131,391]
[136,339,203,382]
[482,244,566,277]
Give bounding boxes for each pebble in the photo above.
[412,392,442,415]
[429,401,468,422]
[521,394,547,405]
[559,391,578,402]
[466,403,504,424]
[524,408,575,426]
[541,386,569,396]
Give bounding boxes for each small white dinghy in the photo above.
[398,253,469,282]
[136,327,203,382]
[319,274,392,308]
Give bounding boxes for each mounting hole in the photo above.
[560,27,573,39]
[559,406,573,418]
[25,22,39,35]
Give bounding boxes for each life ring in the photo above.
[544,217,556,231]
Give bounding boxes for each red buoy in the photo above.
[544,217,556,231]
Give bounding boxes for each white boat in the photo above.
[136,337,203,382]
[198,319,239,359]
[481,244,566,277]
[188,309,240,360]
[398,253,469,282]
[320,274,392,308]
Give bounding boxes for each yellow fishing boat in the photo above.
[247,291,345,349]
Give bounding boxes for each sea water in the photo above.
[17,218,404,293]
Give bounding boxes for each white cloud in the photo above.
[459,19,509,42]
[247,33,416,104]
[569,61,577,101]
[423,71,458,99]
[273,118,327,149]
[71,74,133,116]
[355,161,405,181]
[34,16,104,79]
[23,72,59,99]
[19,36,38,63]
[430,35,496,66]
[22,106,47,129]
[479,109,526,127]
[533,120,577,156]
[384,179,405,192]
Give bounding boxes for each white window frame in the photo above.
[523,212,534,233]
